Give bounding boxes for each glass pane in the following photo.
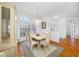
[1,6,10,44]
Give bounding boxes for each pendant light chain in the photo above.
[36,3,40,18]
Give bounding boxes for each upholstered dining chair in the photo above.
[40,32,50,52]
[26,32,38,50]
[26,32,31,49]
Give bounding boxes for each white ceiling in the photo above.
[12,2,79,17]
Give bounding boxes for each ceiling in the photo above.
[12,2,79,17]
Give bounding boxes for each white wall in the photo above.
[35,16,66,43]
[52,17,66,42]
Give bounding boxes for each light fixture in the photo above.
[35,3,41,25]
[54,16,59,19]
[35,19,41,25]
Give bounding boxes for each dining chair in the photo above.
[26,32,31,49]
[40,32,50,52]
[26,32,38,50]
[30,33,39,49]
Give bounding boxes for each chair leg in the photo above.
[29,44,33,53]
[43,44,49,55]
[43,45,47,54]
[31,44,33,50]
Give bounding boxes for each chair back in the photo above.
[45,32,50,42]
[26,32,31,48]
[41,32,50,45]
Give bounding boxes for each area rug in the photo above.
[31,45,57,57]
[20,41,64,57]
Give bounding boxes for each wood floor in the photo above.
[1,34,79,57]
[1,39,79,57]
[17,35,79,57]
[50,35,79,57]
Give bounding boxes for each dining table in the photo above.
[30,33,46,46]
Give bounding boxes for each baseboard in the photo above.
[50,40,59,45]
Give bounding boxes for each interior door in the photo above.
[66,23,75,47]
[70,24,75,46]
